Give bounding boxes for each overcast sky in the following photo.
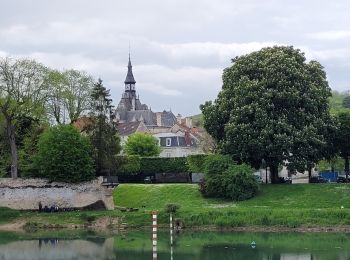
[1,0,350,116]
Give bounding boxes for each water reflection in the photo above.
[0,231,350,260]
[0,237,115,260]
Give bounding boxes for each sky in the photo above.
[1,0,350,116]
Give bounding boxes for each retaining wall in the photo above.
[0,177,115,210]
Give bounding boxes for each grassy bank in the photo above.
[114,183,350,228]
[3,183,350,230]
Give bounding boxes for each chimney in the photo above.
[185,117,193,128]
[156,113,162,126]
[176,114,182,124]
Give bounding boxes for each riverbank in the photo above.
[2,183,350,232]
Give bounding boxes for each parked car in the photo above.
[254,175,263,183]
[144,176,153,184]
[309,176,327,183]
[337,176,349,183]
[279,177,292,184]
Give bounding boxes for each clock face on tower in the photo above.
[126,84,130,90]
[131,84,135,90]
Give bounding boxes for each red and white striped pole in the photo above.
[152,210,157,260]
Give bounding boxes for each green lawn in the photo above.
[114,183,350,210]
[113,183,350,228]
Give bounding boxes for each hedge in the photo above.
[140,157,189,174]
[115,156,190,175]
[115,155,141,175]
[187,154,209,173]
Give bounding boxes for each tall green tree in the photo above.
[0,57,48,178]
[89,79,121,176]
[46,69,94,124]
[201,46,333,183]
[334,112,350,180]
[124,132,160,156]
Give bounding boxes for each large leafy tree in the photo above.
[0,57,48,178]
[124,132,160,157]
[46,69,94,124]
[89,79,121,176]
[201,46,333,183]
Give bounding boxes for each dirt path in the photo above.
[0,220,26,231]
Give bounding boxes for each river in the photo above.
[0,230,349,259]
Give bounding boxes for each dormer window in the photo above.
[166,138,171,146]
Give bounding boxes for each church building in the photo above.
[116,56,205,157]
[115,55,177,128]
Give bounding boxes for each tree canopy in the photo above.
[201,46,333,183]
[334,111,350,180]
[34,124,94,183]
[124,132,160,157]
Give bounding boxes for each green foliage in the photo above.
[317,157,344,172]
[89,79,121,176]
[165,203,180,214]
[18,125,46,177]
[0,207,20,224]
[221,164,259,201]
[187,154,208,173]
[201,155,257,200]
[140,157,188,174]
[34,124,94,183]
[115,155,141,175]
[342,96,350,109]
[334,111,350,177]
[191,114,204,127]
[203,154,233,176]
[124,132,160,157]
[201,46,334,183]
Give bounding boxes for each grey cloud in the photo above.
[1,0,350,115]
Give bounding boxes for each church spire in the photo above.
[124,54,136,84]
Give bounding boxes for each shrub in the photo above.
[34,125,94,183]
[187,154,208,173]
[221,164,259,201]
[165,203,180,214]
[204,154,234,176]
[115,155,141,175]
[201,154,258,201]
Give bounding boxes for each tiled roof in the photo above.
[117,121,142,136]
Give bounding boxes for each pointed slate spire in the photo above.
[124,54,136,84]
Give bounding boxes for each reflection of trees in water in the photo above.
[0,238,116,260]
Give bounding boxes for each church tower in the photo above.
[124,54,136,97]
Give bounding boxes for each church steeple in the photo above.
[124,53,136,86]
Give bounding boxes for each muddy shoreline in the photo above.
[2,219,350,233]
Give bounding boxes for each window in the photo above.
[166,138,171,146]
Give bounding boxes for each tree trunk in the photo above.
[270,164,279,184]
[345,156,349,182]
[308,167,312,182]
[5,115,18,178]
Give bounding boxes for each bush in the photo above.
[165,203,180,214]
[124,132,160,156]
[221,164,259,201]
[204,154,234,176]
[115,155,141,175]
[34,125,95,183]
[187,154,208,173]
[140,157,188,174]
[201,154,258,201]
